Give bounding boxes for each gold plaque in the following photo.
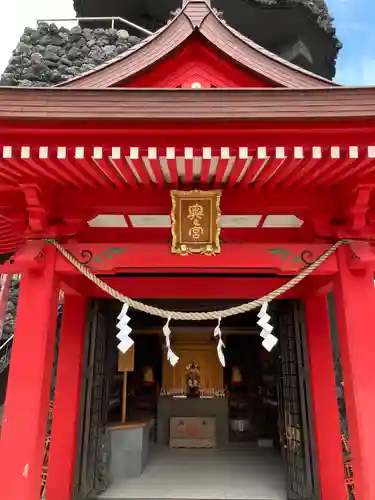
[171,190,221,255]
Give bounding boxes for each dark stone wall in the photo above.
[0,22,143,87]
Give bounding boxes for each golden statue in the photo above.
[185,361,200,397]
[142,366,154,385]
[231,366,243,386]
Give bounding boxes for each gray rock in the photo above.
[30,31,41,43]
[0,73,14,85]
[108,28,118,38]
[30,52,43,65]
[20,35,31,44]
[128,35,141,45]
[94,28,106,36]
[44,60,58,68]
[39,35,53,46]
[50,70,62,82]
[87,39,97,48]
[16,42,32,54]
[82,28,94,40]
[103,45,116,57]
[70,25,82,35]
[38,22,50,35]
[117,29,129,40]
[59,57,73,66]
[18,79,33,87]
[81,63,96,72]
[67,47,81,60]
[65,67,80,76]
[45,44,59,53]
[50,35,65,46]
[34,44,46,53]
[49,23,59,34]
[44,51,60,62]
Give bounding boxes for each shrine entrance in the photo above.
[73,297,317,500]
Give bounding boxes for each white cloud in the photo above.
[0,0,75,73]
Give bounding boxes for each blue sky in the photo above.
[327,0,375,85]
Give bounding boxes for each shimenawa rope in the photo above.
[46,239,345,321]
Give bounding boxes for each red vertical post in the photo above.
[334,245,375,500]
[46,293,88,500]
[0,245,59,500]
[304,293,346,500]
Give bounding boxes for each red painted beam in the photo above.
[53,242,338,276]
[62,274,332,300]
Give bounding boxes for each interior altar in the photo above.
[157,332,228,447]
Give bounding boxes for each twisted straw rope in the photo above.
[46,239,345,321]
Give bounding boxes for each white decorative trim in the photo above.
[3,146,12,159]
[93,147,103,159]
[75,147,84,159]
[184,147,194,159]
[21,146,30,159]
[294,146,304,159]
[39,147,48,159]
[330,146,340,159]
[57,147,66,159]
[257,147,267,159]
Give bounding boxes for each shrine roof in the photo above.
[1,86,375,120]
[57,0,335,89]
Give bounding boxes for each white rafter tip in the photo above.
[39,147,48,159]
[75,147,85,159]
[21,146,30,159]
[3,146,12,159]
[111,147,121,160]
[203,147,212,159]
[368,146,375,158]
[257,147,267,159]
[294,146,304,159]
[275,147,285,159]
[221,147,230,159]
[239,147,248,159]
[349,146,359,159]
[148,147,157,160]
[312,146,322,159]
[130,147,139,159]
[185,147,194,159]
[166,147,175,159]
[331,146,340,159]
[93,147,103,159]
[57,147,66,159]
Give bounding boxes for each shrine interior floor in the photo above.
[98,443,286,500]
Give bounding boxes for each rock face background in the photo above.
[0,22,143,87]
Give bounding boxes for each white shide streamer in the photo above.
[163,317,179,366]
[214,318,226,367]
[257,302,278,352]
[116,304,134,354]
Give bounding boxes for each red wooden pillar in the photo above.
[46,293,88,500]
[334,246,375,500]
[304,293,346,500]
[0,245,59,500]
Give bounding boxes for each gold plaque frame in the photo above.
[171,189,221,255]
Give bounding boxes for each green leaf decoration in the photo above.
[92,248,126,264]
[268,248,300,264]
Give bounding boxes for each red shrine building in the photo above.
[1,0,375,499]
